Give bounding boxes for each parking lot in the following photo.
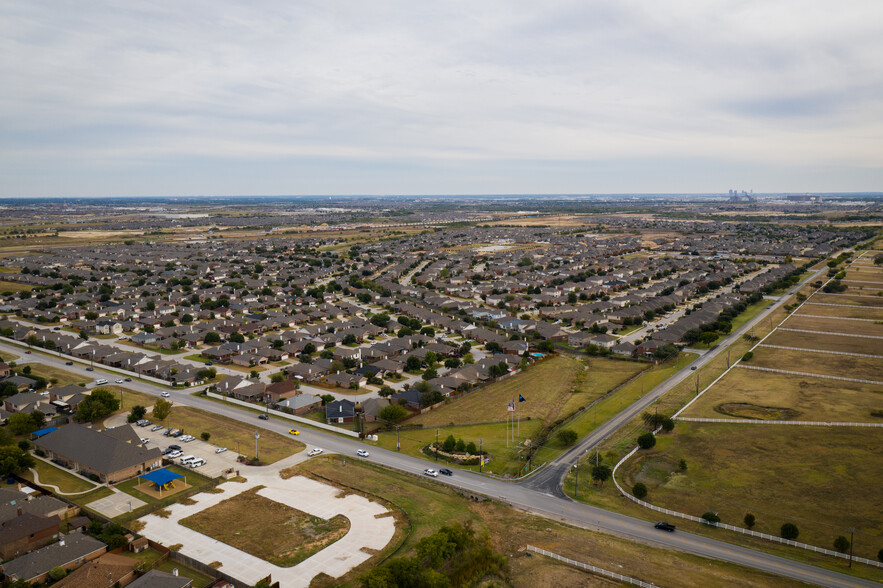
[132,421,241,478]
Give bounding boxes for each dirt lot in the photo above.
[783,314,883,337]
[763,329,883,356]
[749,346,883,381]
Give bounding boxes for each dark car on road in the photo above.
[654,522,676,532]
[259,414,269,420]
[65,361,73,365]
[439,468,453,476]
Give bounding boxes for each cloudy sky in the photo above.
[2,1,882,197]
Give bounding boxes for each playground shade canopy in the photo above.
[139,468,182,489]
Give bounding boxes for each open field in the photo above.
[409,356,643,428]
[784,314,883,337]
[291,456,809,587]
[27,364,89,387]
[680,366,883,422]
[811,292,883,308]
[22,459,99,493]
[763,329,883,356]
[0,280,34,293]
[180,486,349,567]
[615,423,883,562]
[800,303,883,320]
[164,403,304,463]
[749,346,883,381]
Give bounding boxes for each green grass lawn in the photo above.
[0,280,34,293]
[27,364,88,387]
[22,460,98,494]
[286,457,809,588]
[0,350,19,362]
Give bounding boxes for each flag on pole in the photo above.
[518,394,526,402]
[507,402,515,412]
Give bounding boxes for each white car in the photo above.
[140,438,149,444]
[161,391,170,397]
[307,448,323,457]
[424,468,438,477]
[168,450,183,459]
[215,447,227,454]
[115,379,124,384]
[356,449,369,458]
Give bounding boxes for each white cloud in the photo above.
[1,0,882,196]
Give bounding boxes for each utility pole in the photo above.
[849,528,855,568]
[435,429,439,462]
[727,348,730,368]
[396,426,400,451]
[479,438,483,473]
[573,463,579,500]
[696,374,699,395]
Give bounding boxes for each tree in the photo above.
[204,332,221,344]
[201,432,211,442]
[466,441,477,454]
[378,385,395,398]
[660,417,675,432]
[405,356,422,372]
[780,523,799,540]
[632,482,647,499]
[126,405,147,423]
[8,413,42,436]
[181,314,193,324]
[270,373,285,383]
[701,512,721,524]
[76,389,120,422]
[250,370,260,379]
[455,438,466,452]
[557,429,578,446]
[443,435,456,452]
[637,432,656,449]
[833,535,850,553]
[0,445,35,477]
[303,343,317,355]
[698,332,718,346]
[741,351,754,362]
[591,464,612,487]
[421,368,438,381]
[444,357,461,369]
[152,398,172,422]
[743,513,756,529]
[378,404,408,424]
[320,394,335,405]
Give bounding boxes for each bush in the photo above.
[632,482,647,499]
[660,417,674,432]
[780,523,799,540]
[743,513,755,529]
[833,535,851,553]
[679,459,687,471]
[379,403,409,424]
[637,432,656,449]
[48,566,67,581]
[741,351,754,362]
[557,429,578,447]
[701,512,721,524]
[466,441,477,454]
[201,432,211,442]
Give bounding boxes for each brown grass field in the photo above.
[290,457,806,588]
[810,292,883,308]
[180,487,349,567]
[408,356,645,428]
[748,346,883,381]
[764,329,883,356]
[680,366,883,422]
[799,303,883,320]
[783,314,883,337]
[616,424,883,562]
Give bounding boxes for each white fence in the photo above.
[611,446,883,570]
[525,545,657,587]
[737,364,883,386]
[675,417,883,428]
[204,391,360,438]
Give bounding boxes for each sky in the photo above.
[2,1,882,197]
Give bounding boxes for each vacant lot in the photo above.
[680,367,883,422]
[811,292,883,308]
[0,280,34,293]
[764,330,883,357]
[292,458,803,588]
[749,346,883,381]
[410,356,644,428]
[801,303,883,320]
[164,404,304,463]
[616,423,883,561]
[28,364,89,387]
[783,314,883,337]
[180,487,349,567]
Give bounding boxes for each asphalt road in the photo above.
[4,265,878,587]
[520,264,831,496]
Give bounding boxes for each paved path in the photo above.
[137,456,396,587]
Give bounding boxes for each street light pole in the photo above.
[573,463,579,500]
[396,426,400,451]
[479,438,483,473]
[435,429,438,462]
[254,431,260,461]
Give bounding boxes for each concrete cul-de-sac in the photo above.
[136,452,397,587]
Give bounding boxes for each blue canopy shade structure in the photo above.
[139,468,183,492]
[32,426,58,438]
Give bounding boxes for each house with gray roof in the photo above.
[0,532,107,583]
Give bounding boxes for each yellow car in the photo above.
[289,429,300,435]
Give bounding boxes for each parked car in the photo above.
[161,448,175,455]
[356,449,369,457]
[168,450,183,459]
[654,522,676,532]
[140,438,150,444]
[439,468,453,476]
[215,447,227,454]
[151,425,164,432]
[189,458,206,468]
[288,429,300,435]
[423,468,438,477]
[307,448,323,457]
[168,444,181,451]
[258,414,269,420]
